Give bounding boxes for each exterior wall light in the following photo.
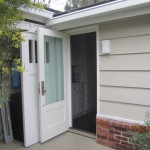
[101,40,110,54]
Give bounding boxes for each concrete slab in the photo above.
[0,132,114,150]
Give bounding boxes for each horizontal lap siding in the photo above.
[100,35,150,55]
[100,54,150,70]
[99,16,150,122]
[100,101,149,122]
[100,71,150,88]
[101,86,150,106]
[100,16,150,40]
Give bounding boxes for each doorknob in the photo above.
[41,81,46,96]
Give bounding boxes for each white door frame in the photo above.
[21,32,40,147]
[20,21,47,147]
[20,24,100,146]
[66,25,100,127]
[21,28,71,147]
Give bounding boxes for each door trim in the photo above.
[21,32,40,147]
[66,25,100,127]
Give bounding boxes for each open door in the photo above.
[37,28,69,143]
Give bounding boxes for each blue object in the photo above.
[11,62,20,88]
[12,71,20,88]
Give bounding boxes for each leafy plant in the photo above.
[130,111,150,150]
[0,0,47,107]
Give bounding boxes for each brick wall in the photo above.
[96,117,139,150]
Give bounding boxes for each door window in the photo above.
[44,36,64,105]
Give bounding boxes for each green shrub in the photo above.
[130,111,150,150]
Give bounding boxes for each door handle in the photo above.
[41,81,46,96]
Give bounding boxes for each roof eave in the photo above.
[45,0,150,30]
[22,8,54,20]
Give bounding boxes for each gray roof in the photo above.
[53,0,117,17]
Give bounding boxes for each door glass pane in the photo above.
[35,41,38,63]
[44,36,64,105]
[29,40,33,63]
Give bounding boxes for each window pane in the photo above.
[29,40,33,63]
[46,42,50,63]
[44,36,64,105]
[35,41,38,63]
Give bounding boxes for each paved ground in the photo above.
[0,132,114,150]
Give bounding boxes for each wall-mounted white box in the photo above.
[101,40,110,54]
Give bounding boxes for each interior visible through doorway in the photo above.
[71,32,97,134]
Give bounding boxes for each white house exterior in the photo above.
[12,0,150,149]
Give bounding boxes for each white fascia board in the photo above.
[17,21,46,33]
[53,4,150,31]
[22,8,54,19]
[46,0,150,27]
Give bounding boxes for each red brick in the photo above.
[122,133,133,138]
[96,132,101,136]
[117,121,125,128]
[121,141,133,147]
[108,137,120,143]
[102,132,114,139]
[116,136,128,141]
[96,128,109,135]
[97,130,106,135]
[116,139,121,144]
[124,123,132,129]
[109,130,121,135]
[97,137,104,144]
[115,127,127,132]
[97,118,132,129]
[96,118,106,124]
[111,121,120,127]
[105,119,111,125]
[97,131,114,139]
[107,126,114,130]
[108,138,115,142]
[96,125,110,132]
[97,138,114,148]
[101,124,110,129]
[115,143,128,150]
[96,117,137,150]
[97,134,107,140]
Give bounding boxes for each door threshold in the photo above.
[69,128,96,139]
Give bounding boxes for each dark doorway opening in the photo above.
[9,47,24,143]
[71,32,97,134]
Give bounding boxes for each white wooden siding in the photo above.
[100,54,150,70]
[100,16,150,40]
[100,101,149,122]
[100,71,150,88]
[101,86,150,106]
[100,35,150,55]
[99,16,150,122]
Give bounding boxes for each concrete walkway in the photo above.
[0,132,114,150]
